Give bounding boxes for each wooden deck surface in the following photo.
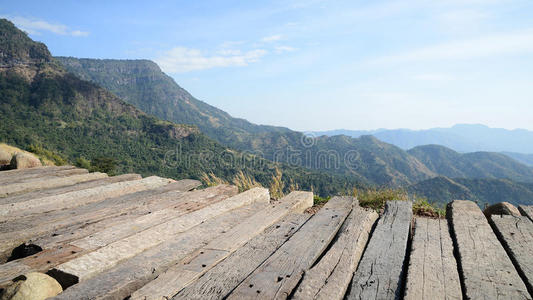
[1,166,533,299]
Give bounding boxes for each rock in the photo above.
[0,149,11,166]
[9,153,42,170]
[0,272,62,300]
[483,202,521,218]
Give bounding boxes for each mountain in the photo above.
[313,124,533,154]
[55,56,533,188]
[0,19,365,196]
[55,56,439,186]
[407,145,533,183]
[502,152,533,167]
[408,176,533,207]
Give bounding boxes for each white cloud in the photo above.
[372,29,533,64]
[5,16,89,37]
[274,46,297,54]
[156,47,267,73]
[261,35,282,42]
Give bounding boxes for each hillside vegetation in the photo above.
[0,19,362,196]
[408,176,533,207]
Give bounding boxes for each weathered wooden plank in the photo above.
[69,183,238,251]
[0,166,76,182]
[292,204,378,300]
[227,196,353,300]
[0,173,141,205]
[131,191,313,300]
[32,182,226,250]
[490,215,533,295]
[346,200,413,300]
[0,167,88,185]
[0,245,83,287]
[519,205,533,222]
[52,187,269,282]
[404,218,462,300]
[0,177,175,261]
[0,182,215,282]
[448,200,530,299]
[0,171,108,197]
[51,201,269,300]
[0,176,173,220]
[174,214,311,300]
[0,180,211,253]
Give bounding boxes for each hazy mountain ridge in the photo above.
[56,56,533,189]
[408,145,533,183]
[409,176,533,207]
[313,124,533,154]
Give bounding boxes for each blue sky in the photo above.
[2,0,533,131]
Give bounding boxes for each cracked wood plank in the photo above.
[404,218,461,300]
[448,200,531,300]
[131,191,313,300]
[292,204,378,300]
[0,176,172,220]
[490,214,533,295]
[51,201,268,300]
[0,171,108,198]
[0,183,225,284]
[519,205,533,222]
[52,187,269,282]
[0,166,76,183]
[70,184,238,251]
[0,174,141,205]
[226,196,353,300]
[0,176,174,261]
[173,213,311,300]
[346,200,413,300]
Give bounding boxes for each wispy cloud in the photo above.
[4,16,89,37]
[156,47,267,73]
[261,34,282,42]
[274,46,297,54]
[372,29,533,64]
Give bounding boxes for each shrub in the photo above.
[358,188,409,211]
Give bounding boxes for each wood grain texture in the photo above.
[448,200,531,300]
[404,218,461,300]
[131,191,312,300]
[0,166,76,183]
[519,205,533,222]
[227,196,353,300]
[70,184,237,250]
[51,202,268,300]
[174,214,311,300]
[53,187,269,282]
[0,176,172,220]
[0,171,108,198]
[346,200,413,300]
[0,180,202,259]
[0,185,231,283]
[490,215,533,295]
[0,173,141,205]
[292,204,378,300]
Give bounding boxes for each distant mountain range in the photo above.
[312,125,533,160]
[3,19,533,205]
[56,56,533,189]
[408,176,533,207]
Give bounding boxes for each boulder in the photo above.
[0,272,62,300]
[483,202,521,218]
[0,148,11,166]
[9,153,42,169]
